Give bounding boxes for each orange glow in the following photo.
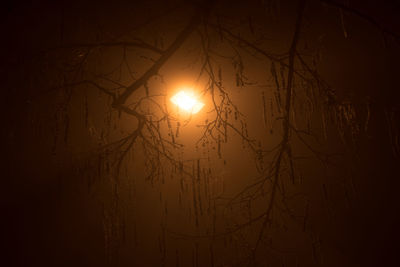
[170,89,204,114]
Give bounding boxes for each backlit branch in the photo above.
[114,7,208,106]
[250,0,306,263]
[321,0,400,42]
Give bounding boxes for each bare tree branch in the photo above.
[114,5,212,106]
[321,0,400,42]
[250,0,306,263]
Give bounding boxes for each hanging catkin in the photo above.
[197,159,203,216]
[192,162,199,228]
[84,92,89,128]
[176,121,180,137]
[262,91,268,130]
[217,135,222,159]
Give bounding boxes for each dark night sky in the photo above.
[1,1,400,266]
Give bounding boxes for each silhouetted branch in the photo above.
[251,0,306,262]
[321,0,400,42]
[114,6,211,106]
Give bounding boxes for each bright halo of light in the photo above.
[170,90,204,114]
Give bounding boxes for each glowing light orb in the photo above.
[170,90,204,114]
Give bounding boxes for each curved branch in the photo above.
[251,0,306,262]
[114,5,212,106]
[321,0,400,42]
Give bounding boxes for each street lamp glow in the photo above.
[170,90,204,114]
